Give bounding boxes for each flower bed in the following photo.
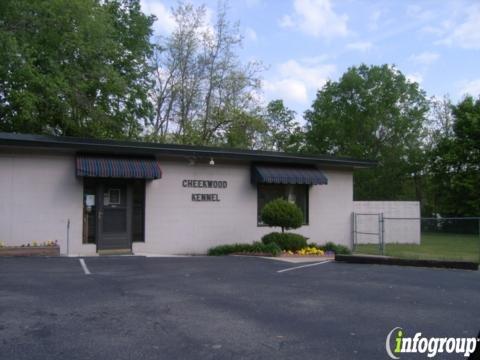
[281,247,336,257]
[0,241,60,257]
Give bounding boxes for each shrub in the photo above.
[261,198,303,232]
[318,242,351,255]
[261,232,308,251]
[207,243,250,256]
[207,242,281,256]
[249,241,282,256]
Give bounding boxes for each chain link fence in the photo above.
[353,214,480,263]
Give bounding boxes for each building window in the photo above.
[257,184,309,225]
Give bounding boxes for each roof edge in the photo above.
[0,132,377,168]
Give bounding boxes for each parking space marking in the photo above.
[79,258,91,275]
[277,260,332,273]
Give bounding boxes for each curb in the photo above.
[335,254,479,271]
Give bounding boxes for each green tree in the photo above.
[261,198,303,233]
[304,64,429,200]
[429,96,480,216]
[223,109,267,149]
[147,2,263,146]
[0,0,154,139]
[262,100,304,152]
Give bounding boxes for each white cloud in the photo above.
[406,72,424,84]
[278,60,336,88]
[459,79,480,97]
[141,1,216,37]
[201,7,215,37]
[300,54,332,64]
[346,41,373,52]
[368,9,382,32]
[439,5,480,49]
[409,51,440,65]
[279,0,348,39]
[421,18,454,37]
[245,27,258,42]
[278,15,295,28]
[245,0,262,8]
[406,4,434,22]
[140,0,176,35]
[263,78,309,104]
[263,59,336,104]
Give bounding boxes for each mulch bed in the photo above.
[231,252,335,258]
[0,246,60,257]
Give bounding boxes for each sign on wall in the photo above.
[182,179,228,202]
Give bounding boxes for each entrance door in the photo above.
[97,181,132,250]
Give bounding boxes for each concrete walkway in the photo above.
[261,255,335,263]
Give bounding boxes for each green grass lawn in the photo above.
[354,233,480,263]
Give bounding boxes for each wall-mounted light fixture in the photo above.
[187,156,196,166]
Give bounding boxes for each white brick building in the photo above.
[0,133,374,256]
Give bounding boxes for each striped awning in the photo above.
[252,165,328,185]
[76,155,162,179]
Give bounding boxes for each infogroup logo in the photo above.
[385,327,478,359]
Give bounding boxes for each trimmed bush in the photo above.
[261,232,308,251]
[249,241,282,256]
[207,242,281,256]
[318,242,351,255]
[260,198,303,232]
[208,243,251,256]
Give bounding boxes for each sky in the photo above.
[140,0,480,118]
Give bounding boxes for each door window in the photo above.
[82,179,97,244]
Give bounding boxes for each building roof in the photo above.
[0,132,376,168]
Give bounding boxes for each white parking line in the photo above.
[277,260,332,273]
[79,258,91,275]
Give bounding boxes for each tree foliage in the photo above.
[305,64,430,200]
[0,0,154,139]
[429,96,480,216]
[262,100,304,152]
[261,198,304,233]
[146,2,263,147]
[261,232,308,251]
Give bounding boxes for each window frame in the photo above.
[256,184,309,226]
[131,179,146,243]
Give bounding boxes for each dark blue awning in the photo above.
[252,165,328,185]
[76,156,161,179]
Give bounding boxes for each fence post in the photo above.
[378,214,381,255]
[378,213,384,256]
[352,212,357,252]
[381,213,385,256]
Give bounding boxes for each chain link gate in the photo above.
[353,212,385,255]
[353,213,480,263]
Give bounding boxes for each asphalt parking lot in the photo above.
[0,256,479,360]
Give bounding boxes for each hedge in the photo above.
[317,242,351,255]
[207,242,281,256]
[261,232,308,251]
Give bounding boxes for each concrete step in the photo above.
[97,249,132,256]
